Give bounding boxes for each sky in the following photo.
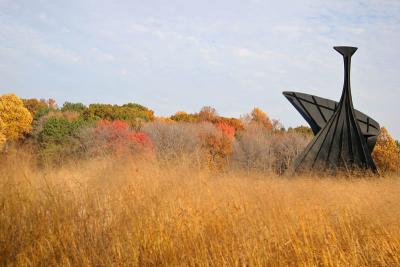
[0,0,399,138]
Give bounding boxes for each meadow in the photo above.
[1,149,400,267]
[1,95,400,266]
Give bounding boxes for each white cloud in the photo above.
[129,23,149,33]
[38,12,47,21]
[90,48,115,62]
[37,45,80,63]
[235,48,253,58]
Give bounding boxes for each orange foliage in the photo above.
[214,117,244,132]
[201,133,232,170]
[200,123,234,170]
[215,121,235,140]
[226,118,245,132]
[250,107,273,130]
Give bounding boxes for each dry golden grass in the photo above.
[1,150,400,266]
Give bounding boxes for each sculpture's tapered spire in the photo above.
[334,46,357,57]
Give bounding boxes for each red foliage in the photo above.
[215,121,235,140]
[90,120,153,156]
[129,132,153,148]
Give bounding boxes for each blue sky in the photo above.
[1,0,399,138]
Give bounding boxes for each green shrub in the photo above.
[38,116,89,165]
[33,107,53,121]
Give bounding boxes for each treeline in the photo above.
[0,93,399,174]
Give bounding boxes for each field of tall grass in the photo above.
[1,149,400,266]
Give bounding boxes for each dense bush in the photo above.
[200,124,233,170]
[144,120,308,173]
[37,115,88,165]
[143,121,204,162]
[271,131,311,174]
[143,121,236,169]
[80,120,153,157]
[231,124,309,174]
[35,114,154,165]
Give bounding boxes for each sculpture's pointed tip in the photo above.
[334,46,358,57]
[282,91,295,99]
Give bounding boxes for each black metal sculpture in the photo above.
[283,46,380,173]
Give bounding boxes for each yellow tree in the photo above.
[372,127,400,173]
[0,94,33,141]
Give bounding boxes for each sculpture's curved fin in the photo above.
[283,91,380,152]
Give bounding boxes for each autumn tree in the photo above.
[372,127,400,173]
[214,117,244,133]
[82,103,154,128]
[215,121,235,140]
[61,102,87,113]
[0,94,33,141]
[198,106,218,122]
[199,122,235,170]
[250,107,273,130]
[22,98,49,116]
[80,120,153,157]
[170,111,198,123]
[82,104,114,121]
[201,132,232,170]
